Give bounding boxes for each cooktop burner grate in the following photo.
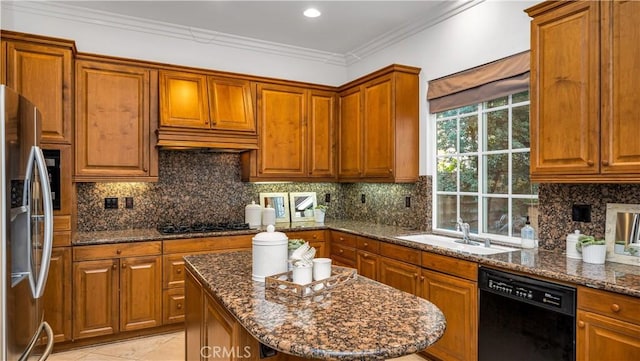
[156,222,250,235]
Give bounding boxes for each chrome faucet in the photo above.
[456,217,471,244]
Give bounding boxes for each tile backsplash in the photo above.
[537,183,640,250]
[76,151,431,231]
[77,150,638,253]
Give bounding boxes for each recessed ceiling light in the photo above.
[303,8,321,18]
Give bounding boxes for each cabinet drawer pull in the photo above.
[362,253,368,258]
[363,242,369,247]
[116,249,122,255]
[610,303,620,313]
[177,303,183,310]
[339,249,344,254]
[313,235,317,239]
[602,160,609,166]
[176,268,182,274]
[339,237,344,241]
[578,320,585,328]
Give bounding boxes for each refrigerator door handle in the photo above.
[30,146,54,299]
[18,322,54,361]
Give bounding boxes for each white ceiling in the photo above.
[54,1,469,58]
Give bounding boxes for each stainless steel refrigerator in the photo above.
[1,85,54,360]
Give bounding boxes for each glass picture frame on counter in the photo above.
[289,192,317,222]
[259,192,290,223]
[605,203,640,265]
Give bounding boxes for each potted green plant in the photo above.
[314,205,328,223]
[576,235,607,264]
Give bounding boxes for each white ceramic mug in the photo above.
[292,262,313,285]
[312,258,332,281]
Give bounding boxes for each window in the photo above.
[433,91,538,244]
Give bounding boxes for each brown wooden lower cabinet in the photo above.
[42,247,72,343]
[378,256,421,295]
[420,269,477,361]
[72,242,163,340]
[577,287,640,360]
[356,250,378,280]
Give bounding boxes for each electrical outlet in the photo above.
[104,197,118,209]
[361,194,366,203]
[125,197,134,209]
[572,204,591,222]
[405,196,411,208]
[325,193,331,203]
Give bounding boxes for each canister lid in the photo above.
[566,230,581,241]
[253,224,287,244]
[246,201,261,209]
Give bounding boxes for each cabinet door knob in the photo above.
[611,303,621,312]
[602,160,609,166]
[112,264,117,270]
[362,253,368,258]
[420,276,425,282]
[122,263,126,269]
[578,320,585,328]
[143,166,148,172]
[177,303,183,310]
[413,273,419,279]
[587,160,594,166]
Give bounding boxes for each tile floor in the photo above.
[47,331,426,361]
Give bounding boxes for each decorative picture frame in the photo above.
[604,203,640,266]
[289,192,317,222]
[259,192,290,223]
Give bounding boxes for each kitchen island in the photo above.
[184,251,446,360]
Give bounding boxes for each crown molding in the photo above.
[345,0,485,65]
[3,0,482,68]
[3,1,348,66]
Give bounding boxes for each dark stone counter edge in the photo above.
[73,222,640,298]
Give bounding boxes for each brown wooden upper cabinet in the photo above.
[337,65,420,183]
[75,56,158,182]
[157,69,258,150]
[241,83,336,181]
[527,1,640,183]
[2,32,75,144]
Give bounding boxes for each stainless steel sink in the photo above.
[396,234,518,255]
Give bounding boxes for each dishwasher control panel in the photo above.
[479,267,576,316]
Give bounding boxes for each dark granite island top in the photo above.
[184,251,446,360]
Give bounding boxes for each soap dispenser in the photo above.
[521,216,536,249]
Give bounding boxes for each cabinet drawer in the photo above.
[421,252,477,281]
[286,230,326,242]
[330,245,356,261]
[54,215,71,231]
[379,242,421,266]
[162,234,252,254]
[163,254,187,289]
[163,288,185,325]
[357,237,380,253]
[578,287,640,325]
[53,231,71,247]
[331,231,357,248]
[73,241,162,261]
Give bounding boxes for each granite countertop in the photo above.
[73,220,640,298]
[184,251,446,360]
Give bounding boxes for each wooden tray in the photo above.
[265,266,357,298]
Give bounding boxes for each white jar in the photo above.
[566,230,583,259]
[252,225,288,282]
[262,205,276,226]
[244,201,262,228]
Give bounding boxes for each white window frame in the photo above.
[431,93,536,246]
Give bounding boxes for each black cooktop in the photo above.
[157,222,250,235]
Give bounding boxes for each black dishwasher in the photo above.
[478,267,576,361]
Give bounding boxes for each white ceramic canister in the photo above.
[566,230,583,259]
[252,225,288,282]
[262,205,276,226]
[245,201,262,228]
